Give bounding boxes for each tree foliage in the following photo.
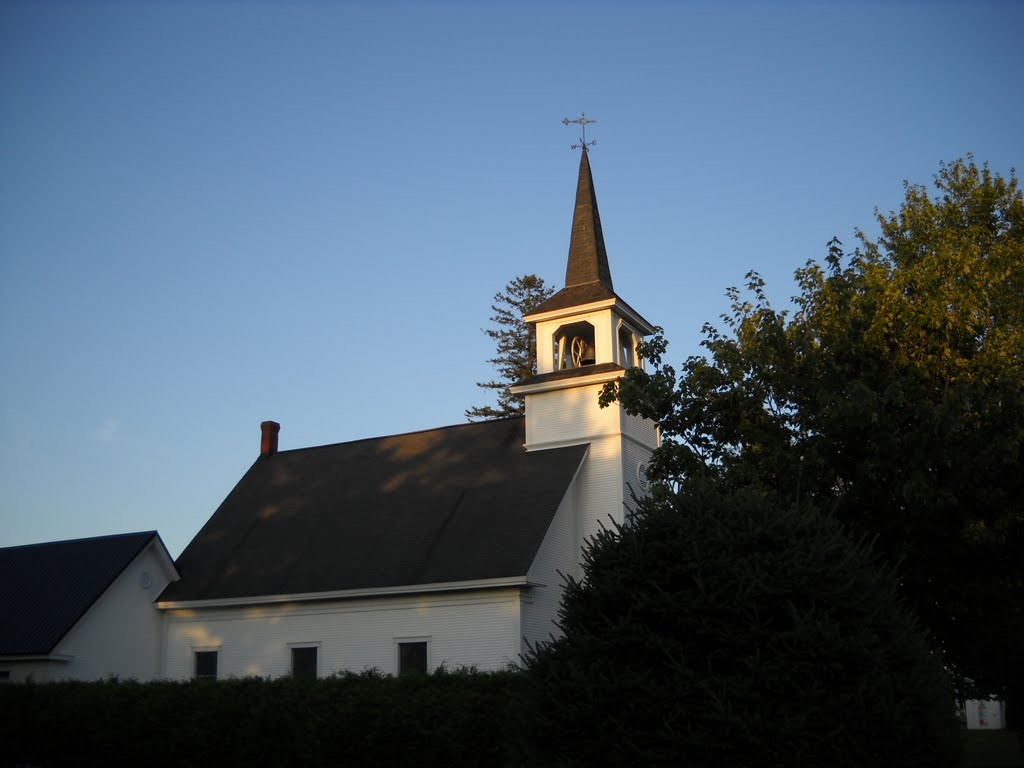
[524,483,960,767]
[466,274,553,421]
[603,156,1024,703]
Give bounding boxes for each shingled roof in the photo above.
[527,150,653,330]
[0,531,164,655]
[530,148,617,316]
[160,417,587,604]
[564,148,613,292]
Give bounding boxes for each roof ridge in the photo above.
[0,530,156,552]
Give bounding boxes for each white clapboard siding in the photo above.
[162,588,525,679]
[522,466,583,652]
[524,382,621,450]
[621,408,659,519]
[524,381,658,577]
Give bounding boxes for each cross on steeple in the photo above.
[562,113,597,151]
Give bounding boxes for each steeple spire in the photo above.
[515,141,656,386]
[565,148,613,290]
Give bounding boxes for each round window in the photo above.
[636,462,650,490]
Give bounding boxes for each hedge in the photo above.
[0,668,529,767]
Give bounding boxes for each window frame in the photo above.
[193,648,219,681]
[618,324,637,368]
[395,637,430,676]
[288,643,320,680]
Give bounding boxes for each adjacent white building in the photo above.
[0,531,178,682]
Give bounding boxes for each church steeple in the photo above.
[565,148,613,290]
[510,143,661,574]
[514,148,655,380]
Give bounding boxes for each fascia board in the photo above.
[147,536,181,583]
[155,576,531,611]
[509,368,622,396]
[522,298,617,325]
[524,298,656,336]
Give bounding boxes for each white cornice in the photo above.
[509,368,623,396]
[155,576,532,611]
[523,298,618,324]
[0,653,73,663]
[523,297,656,335]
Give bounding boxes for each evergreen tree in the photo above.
[524,482,960,767]
[466,274,553,421]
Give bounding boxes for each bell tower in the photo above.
[510,148,659,575]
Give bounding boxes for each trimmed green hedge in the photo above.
[0,668,529,767]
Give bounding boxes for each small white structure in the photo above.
[0,532,178,682]
[962,698,1007,730]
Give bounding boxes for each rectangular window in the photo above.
[398,641,428,675]
[291,646,318,680]
[0,670,10,683]
[194,650,218,680]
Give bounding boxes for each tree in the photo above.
[524,482,960,767]
[466,274,553,421]
[602,156,1024,712]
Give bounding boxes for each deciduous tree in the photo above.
[603,156,1024,709]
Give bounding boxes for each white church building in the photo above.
[1,148,659,682]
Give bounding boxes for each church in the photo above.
[1,148,659,682]
[155,147,658,679]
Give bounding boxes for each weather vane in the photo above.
[563,113,597,151]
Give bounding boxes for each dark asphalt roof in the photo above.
[530,281,618,315]
[532,149,615,317]
[526,283,655,332]
[528,152,654,331]
[563,148,613,291]
[0,531,159,655]
[160,417,588,603]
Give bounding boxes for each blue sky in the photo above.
[1,0,1021,558]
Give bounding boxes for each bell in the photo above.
[570,337,597,367]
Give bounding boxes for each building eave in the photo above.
[155,575,532,611]
[523,296,656,335]
[510,367,624,396]
[147,534,181,585]
[523,297,617,324]
[0,653,73,663]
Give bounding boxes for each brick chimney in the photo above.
[260,421,280,456]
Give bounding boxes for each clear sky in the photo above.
[1,0,1020,558]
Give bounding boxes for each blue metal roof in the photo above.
[0,531,158,655]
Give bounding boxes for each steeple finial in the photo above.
[562,113,597,152]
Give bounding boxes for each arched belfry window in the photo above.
[619,326,636,368]
[554,321,596,370]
